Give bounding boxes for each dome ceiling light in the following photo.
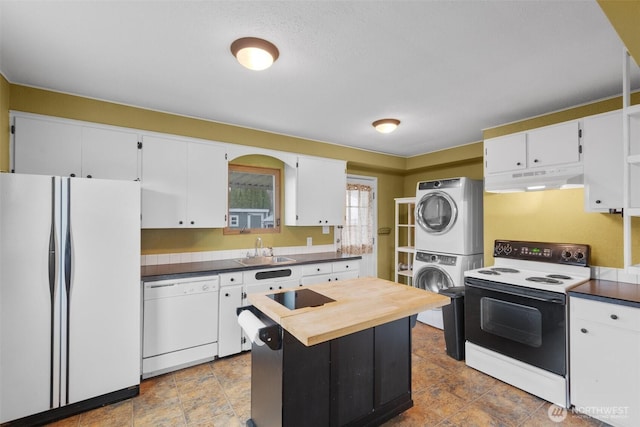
[230,37,279,71]
[372,118,401,134]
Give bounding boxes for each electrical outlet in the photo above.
[307,237,312,246]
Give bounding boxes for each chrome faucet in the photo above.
[255,237,262,257]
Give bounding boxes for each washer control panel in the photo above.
[493,240,589,266]
[416,251,457,266]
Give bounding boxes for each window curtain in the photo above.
[342,183,374,255]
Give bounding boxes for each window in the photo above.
[341,183,374,254]
[225,164,280,234]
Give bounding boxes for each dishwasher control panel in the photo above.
[144,276,220,300]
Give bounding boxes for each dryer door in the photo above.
[416,191,458,235]
[413,265,454,293]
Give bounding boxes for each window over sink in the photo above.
[224,163,281,234]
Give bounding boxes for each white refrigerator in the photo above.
[0,173,141,424]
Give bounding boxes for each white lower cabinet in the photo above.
[217,283,244,358]
[570,297,640,427]
[300,260,360,285]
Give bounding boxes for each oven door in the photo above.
[464,277,567,376]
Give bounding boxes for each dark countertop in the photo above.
[141,252,361,282]
[569,279,640,308]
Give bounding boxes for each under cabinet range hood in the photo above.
[484,164,584,193]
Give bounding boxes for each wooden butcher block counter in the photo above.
[248,276,450,346]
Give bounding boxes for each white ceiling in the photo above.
[1,0,638,158]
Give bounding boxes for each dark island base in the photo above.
[247,313,415,427]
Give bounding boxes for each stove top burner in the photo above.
[492,267,519,273]
[478,269,500,275]
[547,274,572,280]
[526,276,563,284]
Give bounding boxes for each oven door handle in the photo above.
[465,280,566,304]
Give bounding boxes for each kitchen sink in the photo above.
[235,256,296,267]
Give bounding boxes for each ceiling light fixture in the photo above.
[230,37,279,71]
[372,118,400,134]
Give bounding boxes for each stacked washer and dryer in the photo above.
[413,177,484,328]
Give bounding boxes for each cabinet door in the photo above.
[218,285,244,357]
[527,121,580,168]
[484,133,526,174]
[141,135,188,228]
[570,299,640,427]
[294,156,346,225]
[81,126,139,181]
[13,116,82,177]
[186,142,227,228]
[570,318,639,426]
[582,111,623,212]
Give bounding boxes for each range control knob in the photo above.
[503,245,512,255]
[575,251,585,260]
[430,255,438,262]
[562,250,573,260]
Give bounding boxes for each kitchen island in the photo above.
[243,277,449,427]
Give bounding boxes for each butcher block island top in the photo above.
[247,276,449,346]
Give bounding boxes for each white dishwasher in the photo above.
[142,276,219,379]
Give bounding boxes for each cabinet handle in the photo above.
[317,268,321,272]
[318,220,322,224]
[610,314,618,320]
[580,328,588,334]
[87,174,92,179]
[230,278,235,282]
[190,221,195,225]
[533,159,539,163]
[269,286,274,290]
[595,200,601,204]
[70,173,76,177]
[225,293,229,297]
[516,162,521,166]
[179,221,183,225]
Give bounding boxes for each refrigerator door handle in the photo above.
[64,182,72,297]
[48,212,56,298]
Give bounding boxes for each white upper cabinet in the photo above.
[141,135,227,229]
[484,133,526,174]
[526,120,581,167]
[285,155,346,226]
[186,141,228,228]
[13,115,82,176]
[484,119,582,192]
[12,113,139,180]
[81,126,139,181]
[582,110,623,212]
[485,121,580,176]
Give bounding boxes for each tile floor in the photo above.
[48,322,608,427]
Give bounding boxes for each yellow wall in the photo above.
[483,95,640,268]
[6,84,428,280]
[598,0,640,66]
[5,85,639,275]
[0,74,9,172]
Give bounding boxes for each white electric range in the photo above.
[463,240,591,408]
